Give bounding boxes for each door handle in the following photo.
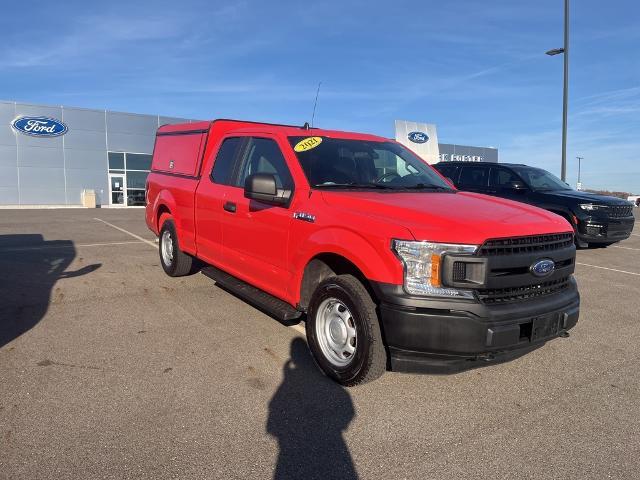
[223,201,237,213]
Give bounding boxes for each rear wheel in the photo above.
[158,218,197,277]
[306,274,386,386]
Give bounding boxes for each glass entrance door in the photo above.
[109,174,126,206]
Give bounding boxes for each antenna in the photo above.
[311,81,322,127]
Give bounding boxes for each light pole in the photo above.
[576,156,583,189]
[546,0,569,182]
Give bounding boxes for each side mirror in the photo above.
[508,180,527,191]
[244,173,288,205]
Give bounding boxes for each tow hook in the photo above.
[559,330,570,338]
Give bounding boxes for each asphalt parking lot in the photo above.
[1,209,639,480]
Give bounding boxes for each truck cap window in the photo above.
[288,137,452,191]
[512,166,571,191]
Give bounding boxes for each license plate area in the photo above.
[531,313,560,341]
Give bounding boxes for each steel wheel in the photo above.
[161,230,174,266]
[315,298,357,367]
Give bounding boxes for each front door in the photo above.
[221,136,295,300]
[109,174,126,207]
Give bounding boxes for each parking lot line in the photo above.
[576,262,640,276]
[613,245,640,251]
[93,218,157,248]
[91,217,309,336]
[1,241,144,252]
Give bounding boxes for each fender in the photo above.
[153,189,178,231]
[288,226,407,304]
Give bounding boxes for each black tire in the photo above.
[588,242,615,249]
[159,219,196,277]
[306,274,387,386]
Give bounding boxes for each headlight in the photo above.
[392,240,478,298]
[579,204,603,211]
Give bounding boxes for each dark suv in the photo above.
[434,162,635,248]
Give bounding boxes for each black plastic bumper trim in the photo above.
[371,279,579,374]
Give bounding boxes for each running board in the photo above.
[201,266,303,325]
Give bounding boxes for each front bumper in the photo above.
[575,214,634,244]
[372,279,580,374]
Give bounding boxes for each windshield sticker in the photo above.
[294,136,323,152]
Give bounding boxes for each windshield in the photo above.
[288,136,453,191]
[511,166,571,191]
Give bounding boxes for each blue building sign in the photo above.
[12,116,68,137]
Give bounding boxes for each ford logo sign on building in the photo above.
[530,259,555,277]
[12,116,68,137]
[408,131,429,144]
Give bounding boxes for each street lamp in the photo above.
[546,0,570,182]
[576,156,583,190]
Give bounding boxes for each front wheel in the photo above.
[306,274,387,386]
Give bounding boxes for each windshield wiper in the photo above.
[314,183,395,190]
[395,183,453,191]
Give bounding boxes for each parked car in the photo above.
[434,162,635,248]
[146,120,579,385]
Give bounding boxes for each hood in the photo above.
[539,189,631,205]
[321,190,571,245]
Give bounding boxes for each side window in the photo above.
[210,137,241,185]
[458,166,489,188]
[236,137,293,189]
[489,168,520,189]
[436,164,459,183]
[211,137,242,185]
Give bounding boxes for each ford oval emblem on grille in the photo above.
[530,259,555,277]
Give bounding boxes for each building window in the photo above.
[108,151,152,206]
[108,152,125,170]
[126,153,152,171]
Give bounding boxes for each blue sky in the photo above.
[1,0,639,192]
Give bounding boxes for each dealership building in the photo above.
[0,101,497,208]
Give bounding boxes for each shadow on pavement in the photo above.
[0,234,101,348]
[267,337,359,480]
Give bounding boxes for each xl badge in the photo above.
[530,259,555,277]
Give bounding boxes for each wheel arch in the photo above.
[156,203,172,230]
[298,253,376,311]
[547,207,576,229]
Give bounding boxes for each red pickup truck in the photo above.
[145,119,579,385]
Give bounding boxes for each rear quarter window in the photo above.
[210,137,242,185]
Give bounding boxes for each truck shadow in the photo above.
[267,337,359,480]
[0,234,101,348]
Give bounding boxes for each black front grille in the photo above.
[604,205,633,218]
[478,233,574,256]
[477,277,570,305]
